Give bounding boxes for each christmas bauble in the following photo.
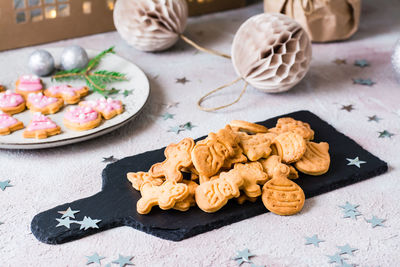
[61,45,89,70]
[392,39,400,82]
[231,13,312,93]
[28,49,55,77]
[113,0,188,52]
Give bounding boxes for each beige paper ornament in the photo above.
[114,0,188,52]
[231,13,312,93]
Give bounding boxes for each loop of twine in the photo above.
[197,77,248,112]
[179,34,231,59]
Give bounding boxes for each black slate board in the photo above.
[31,110,388,244]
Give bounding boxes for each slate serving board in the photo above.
[31,110,388,244]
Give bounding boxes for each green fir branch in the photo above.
[86,46,116,72]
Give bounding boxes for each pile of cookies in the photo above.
[127,118,331,216]
[0,74,124,138]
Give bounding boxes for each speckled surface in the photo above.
[1,0,400,266]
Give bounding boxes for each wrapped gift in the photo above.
[264,0,362,42]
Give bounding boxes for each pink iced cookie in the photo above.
[27,92,63,114]
[79,97,123,119]
[0,90,26,114]
[44,85,89,104]
[16,74,43,98]
[0,112,24,135]
[63,106,102,131]
[23,112,61,139]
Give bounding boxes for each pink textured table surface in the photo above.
[1,1,400,266]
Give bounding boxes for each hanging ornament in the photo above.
[60,45,89,70]
[113,0,230,58]
[392,38,400,82]
[28,49,55,77]
[198,13,312,111]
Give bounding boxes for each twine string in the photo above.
[197,77,248,112]
[179,34,231,59]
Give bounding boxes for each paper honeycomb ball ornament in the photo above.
[231,13,312,93]
[113,0,188,52]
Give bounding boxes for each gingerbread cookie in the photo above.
[234,162,269,198]
[63,106,102,131]
[273,132,306,163]
[27,92,63,114]
[269,117,314,140]
[295,142,330,175]
[191,125,243,182]
[15,74,43,98]
[127,172,164,191]
[262,164,305,216]
[238,132,274,161]
[230,120,268,134]
[0,112,24,135]
[174,180,198,211]
[44,85,89,104]
[136,180,189,214]
[0,90,26,114]
[195,168,244,213]
[79,97,124,120]
[259,155,298,180]
[149,138,195,182]
[23,113,61,139]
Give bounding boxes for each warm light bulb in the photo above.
[50,10,57,18]
[107,0,115,10]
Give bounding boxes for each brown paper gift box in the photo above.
[0,0,246,52]
[264,0,362,42]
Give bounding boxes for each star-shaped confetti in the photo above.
[86,253,105,265]
[78,216,101,230]
[58,207,80,219]
[107,88,120,95]
[123,90,133,97]
[161,112,174,120]
[352,78,375,86]
[102,156,118,163]
[339,202,359,212]
[56,217,77,229]
[333,59,347,65]
[337,244,358,256]
[168,125,184,134]
[368,115,382,122]
[233,249,255,265]
[112,255,134,267]
[343,210,362,220]
[341,105,354,112]
[378,130,394,138]
[250,264,264,267]
[305,235,325,247]
[182,122,196,131]
[354,59,370,67]
[365,216,385,228]
[0,221,4,225]
[164,102,179,108]
[346,157,366,168]
[0,180,13,191]
[176,77,190,84]
[327,253,345,264]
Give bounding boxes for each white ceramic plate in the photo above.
[0,48,150,149]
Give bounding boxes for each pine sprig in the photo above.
[52,46,127,96]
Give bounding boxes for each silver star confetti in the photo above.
[233,249,255,265]
[305,235,325,247]
[339,202,359,212]
[0,180,13,191]
[333,59,347,65]
[327,253,345,264]
[112,254,134,267]
[365,216,385,228]
[55,217,77,229]
[182,122,196,131]
[58,207,80,219]
[164,102,179,108]
[161,112,174,120]
[337,244,358,256]
[78,216,101,230]
[378,130,394,138]
[176,77,190,84]
[102,156,118,163]
[343,210,362,220]
[86,252,105,265]
[352,78,375,86]
[354,59,370,67]
[368,115,381,122]
[346,157,366,168]
[341,105,354,112]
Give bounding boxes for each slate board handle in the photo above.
[31,190,129,245]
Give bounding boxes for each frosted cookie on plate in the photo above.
[0,90,26,114]
[15,74,43,98]
[63,106,102,131]
[0,112,24,135]
[79,97,123,120]
[44,85,89,104]
[23,112,61,139]
[26,92,63,114]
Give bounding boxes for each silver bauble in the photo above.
[392,39,400,82]
[61,45,89,70]
[28,49,55,77]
